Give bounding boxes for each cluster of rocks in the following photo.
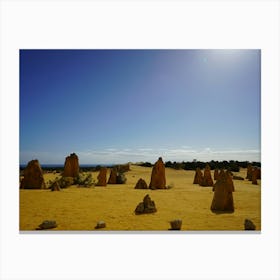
[246,164,261,185]
[20,153,131,190]
[194,164,258,191]
[21,153,80,190]
[107,168,127,184]
[21,155,259,230]
[193,164,213,187]
[135,194,157,214]
[134,157,167,190]
[95,167,127,186]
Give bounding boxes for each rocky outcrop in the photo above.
[254,167,261,179]
[252,168,258,185]
[214,169,219,181]
[226,170,235,192]
[135,194,157,214]
[149,157,166,189]
[193,168,203,184]
[107,168,127,184]
[96,167,107,186]
[20,159,46,189]
[211,169,234,212]
[246,164,253,180]
[200,164,213,186]
[107,168,117,184]
[135,178,148,189]
[62,153,79,177]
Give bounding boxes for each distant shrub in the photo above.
[139,162,153,167]
[165,161,173,168]
[115,163,130,173]
[116,173,127,184]
[75,173,95,187]
[59,177,74,188]
[47,177,60,189]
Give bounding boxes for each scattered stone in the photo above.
[95,221,106,229]
[36,220,57,230]
[211,169,234,212]
[169,219,182,230]
[20,159,46,189]
[149,157,166,189]
[51,181,61,191]
[193,168,203,184]
[62,153,79,178]
[135,194,157,215]
[200,164,213,187]
[96,167,107,186]
[246,164,253,181]
[116,173,127,184]
[244,219,256,230]
[214,168,219,181]
[233,175,244,180]
[107,168,117,184]
[135,178,148,189]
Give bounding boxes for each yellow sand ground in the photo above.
[19,165,261,231]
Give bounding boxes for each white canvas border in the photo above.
[1,0,279,279]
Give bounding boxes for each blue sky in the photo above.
[20,49,260,164]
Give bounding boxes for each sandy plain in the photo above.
[19,165,261,231]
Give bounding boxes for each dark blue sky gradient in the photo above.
[20,49,260,164]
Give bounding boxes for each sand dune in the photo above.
[19,165,261,231]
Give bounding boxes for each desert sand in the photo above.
[19,165,261,231]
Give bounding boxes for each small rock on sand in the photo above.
[169,219,182,230]
[95,221,106,229]
[36,220,57,230]
[244,219,256,230]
